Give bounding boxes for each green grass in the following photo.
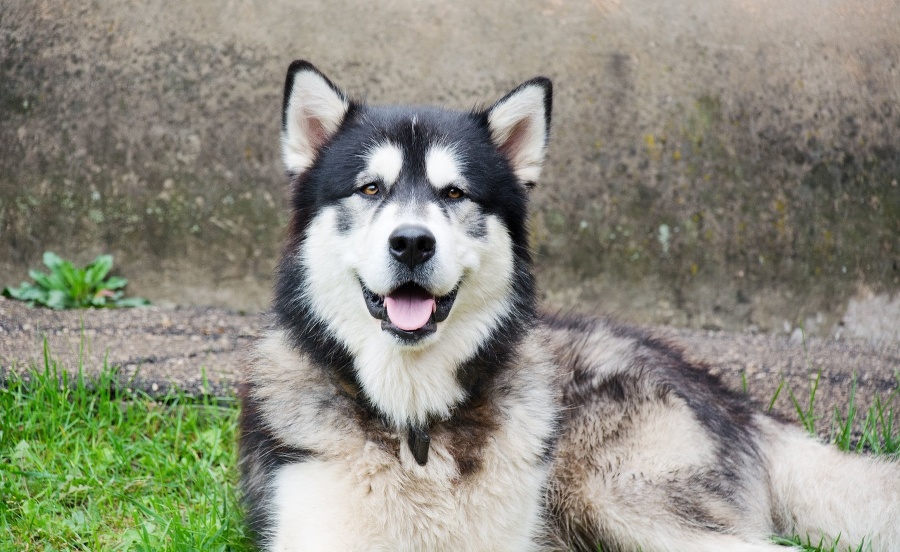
[0,343,250,551]
[1,344,897,551]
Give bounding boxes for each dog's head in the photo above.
[274,61,551,424]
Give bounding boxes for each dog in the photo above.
[238,60,900,551]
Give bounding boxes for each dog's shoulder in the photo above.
[538,312,764,474]
[243,328,378,455]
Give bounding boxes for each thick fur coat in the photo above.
[238,61,900,551]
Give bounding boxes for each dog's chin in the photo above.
[362,281,458,344]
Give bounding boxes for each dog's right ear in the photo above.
[486,77,552,186]
[281,61,351,174]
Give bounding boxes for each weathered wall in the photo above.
[2,0,898,335]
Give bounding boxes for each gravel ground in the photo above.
[1,297,898,432]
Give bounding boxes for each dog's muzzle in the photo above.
[362,282,458,342]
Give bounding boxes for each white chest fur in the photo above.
[269,439,549,551]
[252,330,559,552]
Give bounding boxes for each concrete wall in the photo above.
[2,0,898,336]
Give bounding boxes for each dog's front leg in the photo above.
[268,459,371,551]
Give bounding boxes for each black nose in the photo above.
[389,224,436,269]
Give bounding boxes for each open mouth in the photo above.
[362,282,458,342]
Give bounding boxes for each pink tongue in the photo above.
[384,291,436,331]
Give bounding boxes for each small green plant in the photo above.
[2,251,149,309]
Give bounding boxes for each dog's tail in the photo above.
[760,416,900,551]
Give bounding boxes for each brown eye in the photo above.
[446,186,464,200]
[360,183,380,196]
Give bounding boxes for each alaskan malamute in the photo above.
[238,60,900,551]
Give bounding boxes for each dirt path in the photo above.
[1,297,898,430]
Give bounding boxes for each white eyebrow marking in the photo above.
[363,143,404,186]
[425,145,464,190]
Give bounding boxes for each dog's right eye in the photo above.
[359,183,380,196]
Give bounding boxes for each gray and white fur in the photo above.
[238,60,900,551]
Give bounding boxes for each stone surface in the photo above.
[841,290,900,341]
[1,0,899,334]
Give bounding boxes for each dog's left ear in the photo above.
[281,60,351,174]
[486,77,552,185]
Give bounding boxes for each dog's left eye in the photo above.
[359,183,380,196]
[445,186,464,200]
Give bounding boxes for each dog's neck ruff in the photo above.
[326,359,434,465]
